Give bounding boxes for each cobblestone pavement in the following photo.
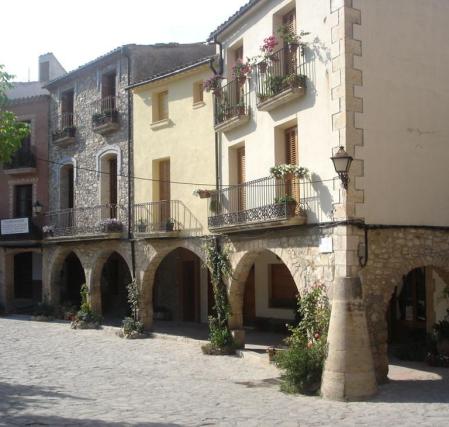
[0,317,448,427]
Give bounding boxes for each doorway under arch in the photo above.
[60,252,85,308]
[100,252,132,319]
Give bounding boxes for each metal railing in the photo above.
[255,45,306,102]
[208,175,307,229]
[91,95,118,114]
[43,204,127,237]
[214,78,250,126]
[52,112,76,140]
[133,200,203,236]
[4,148,36,169]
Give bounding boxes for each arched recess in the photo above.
[90,248,133,317]
[363,255,449,384]
[140,241,209,329]
[96,146,121,218]
[48,247,86,307]
[228,248,303,334]
[59,160,75,210]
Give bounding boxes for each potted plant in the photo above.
[204,75,223,97]
[42,225,54,237]
[165,218,175,232]
[100,218,123,233]
[236,101,246,116]
[258,35,279,72]
[270,164,309,180]
[275,194,297,216]
[277,26,309,53]
[193,189,212,199]
[137,219,147,233]
[232,59,252,86]
[284,73,307,89]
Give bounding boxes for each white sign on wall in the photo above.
[319,236,333,254]
[1,218,29,235]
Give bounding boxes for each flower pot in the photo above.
[258,61,268,73]
[288,42,300,53]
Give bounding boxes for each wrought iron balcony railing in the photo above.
[43,204,127,238]
[91,96,120,132]
[52,113,76,142]
[3,149,36,170]
[133,200,203,236]
[214,77,250,128]
[208,175,307,230]
[255,45,307,105]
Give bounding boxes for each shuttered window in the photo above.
[158,159,171,228]
[157,90,169,121]
[270,264,297,309]
[193,81,204,104]
[285,126,298,165]
[282,9,297,75]
[237,146,246,211]
[282,9,296,34]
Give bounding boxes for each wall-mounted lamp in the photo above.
[331,146,353,190]
[33,201,43,216]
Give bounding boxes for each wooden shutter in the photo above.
[237,147,246,211]
[270,264,297,308]
[282,9,297,75]
[159,159,171,227]
[282,9,296,34]
[285,126,299,203]
[158,91,168,121]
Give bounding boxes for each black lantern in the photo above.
[331,146,353,189]
[33,201,43,216]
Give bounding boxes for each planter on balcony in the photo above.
[52,127,76,146]
[100,219,123,233]
[214,107,250,133]
[92,110,119,135]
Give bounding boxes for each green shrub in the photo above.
[275,283,330,395]
[71,284,102,329]
[122,316,144,335]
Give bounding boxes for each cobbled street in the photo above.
[0,317,448,426]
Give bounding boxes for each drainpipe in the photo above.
[122,46,136,279]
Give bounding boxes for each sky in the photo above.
[1,0,249,82]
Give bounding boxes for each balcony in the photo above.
[52,113,76,147]
[3,149,36,174]
[133,200,203,237]
[255,46,306,112]
[91,96,120,135]
[214,78,250,133]
[43,204,127,239]
[208,175,307,232]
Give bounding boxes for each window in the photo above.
[284,125,299,202]
[60,89,75,128]
[153,90,169,122]
[14,185,33,218]
[269,264,297,309]
[101,72,116,111]
[193,81,204,104]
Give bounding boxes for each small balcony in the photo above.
[3,149,36,174]
[52,113,76,147]
[91,96,120,135]
[133,200,203,237]
[255,46,306,112]
[208,175,307,232]
[43,204,127,239]
[214,78,250,133]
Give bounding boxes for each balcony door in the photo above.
[109,157,117,218]
[237,147,246,211]
[61,89,74,128]
[159,159,171,229]
[14,185,32,218]
[101,72,116,111]
[285,126,300,205]
[282,9,298,76]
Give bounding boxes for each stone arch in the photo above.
[361,228,449,383]
[139,240,208,329]
[47,246,86,306]
[228,247,304,332]
[89,247,133,314]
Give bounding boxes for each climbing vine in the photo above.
[202,239,235,354]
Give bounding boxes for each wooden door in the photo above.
[159,159,171,228]
[14,185,32,218]
[243,265,256,325]
[282,9,297,75]
[109,158,117,218]
[237,147,246,211]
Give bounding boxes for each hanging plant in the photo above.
[270,164,309,179]
[204,75,223,96]
[232,59,252,86]
[201,240,235,355]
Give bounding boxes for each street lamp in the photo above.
[331,146,353,190]
[33,201,43,216]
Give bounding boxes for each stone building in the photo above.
[205,0,449,401]
[41,44,214,319]
[0,53,65,313]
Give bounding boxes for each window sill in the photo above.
[193,101,205,109]
[150,118,171,130]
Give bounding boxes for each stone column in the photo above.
[86,268,102,314]
[41,248,54,305]
[228,279,245,348]
[321,276,377,401]
[138,270,153,330]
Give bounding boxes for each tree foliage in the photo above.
[0,65,30,163]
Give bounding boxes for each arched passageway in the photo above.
[100,252,132,319]
[153,248,206,323]
[230,250,299,338]
[60,252,85,308]
[387,266,449,362]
